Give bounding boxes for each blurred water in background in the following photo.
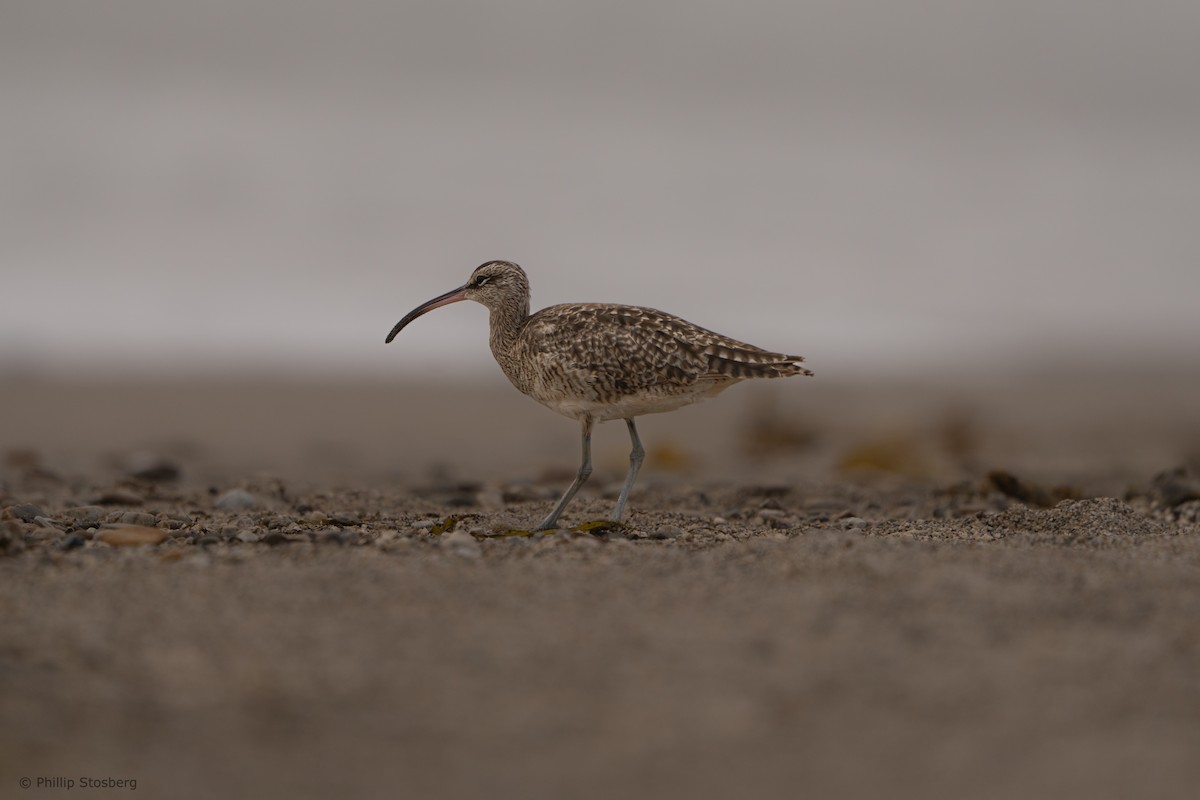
[3,0,1198,380]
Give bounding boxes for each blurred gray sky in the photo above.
[3,0,1198,379]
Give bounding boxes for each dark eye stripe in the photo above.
[475,276,492,287]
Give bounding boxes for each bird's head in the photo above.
[385,260,530,343]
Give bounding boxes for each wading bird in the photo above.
[386,261,812,529]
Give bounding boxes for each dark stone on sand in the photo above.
[9,503,44,523]
[60,534,85,551]
[1,520,26,555]
[89,488,145,506]
[1151,467,1200,508]
[987,470,1080,508]
[311,529,354,545]
[159,512,192,530]
[126,452,182,482]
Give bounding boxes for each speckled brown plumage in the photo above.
[386,260,813,528]
[501,302,811,422]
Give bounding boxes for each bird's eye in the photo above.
[474,276,492,288]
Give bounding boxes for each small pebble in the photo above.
[115,510,158,528]
[650,526,684,540]
[97,526,168,547]
[60,534,85,551]
[65,506,106,527]
[840,516,868,530]
[9,503,44,523]
[89,489,144,506]
[235,531,261,544]
[215,489,258,511]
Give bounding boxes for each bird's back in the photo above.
[494,303,811,421]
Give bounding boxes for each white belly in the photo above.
[537,383,732,422]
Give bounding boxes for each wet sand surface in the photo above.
[2,371,1199,799]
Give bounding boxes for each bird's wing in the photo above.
[525,305,809,398]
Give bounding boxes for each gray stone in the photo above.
[9,503,44,523]
[215,489,258,511]
[116,510,158,528]
[159,512,192,530]
[235,531,261,544]
[65,506,106,527]
[840,516,869,530]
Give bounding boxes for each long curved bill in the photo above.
[385,283,470,343]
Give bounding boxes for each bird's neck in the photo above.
[487,296,530,357]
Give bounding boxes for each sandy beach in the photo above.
[2,370,1199,799]
[5,1,1200,797]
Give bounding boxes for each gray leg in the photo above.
[611,418,644,522]
[537,416,594,530]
